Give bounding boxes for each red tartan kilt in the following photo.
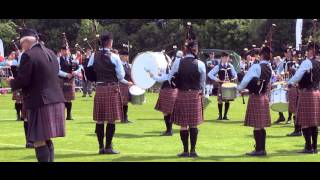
[12,90,23,103]
[154,88,178,114]
[93,85,123,123]
[119,83,129,106]
[21,103,27,119]
[171,90,203,127]
[296,90,320,127]
[60,79,75,102]
[244,94,271,128]
[288,87,298,113]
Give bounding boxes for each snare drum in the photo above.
[221,82,237,101]
[269,87,288,112]
[129,85,146,105]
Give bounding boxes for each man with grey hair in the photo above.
[7,28,65,162]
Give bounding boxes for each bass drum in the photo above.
[131,52,171,90]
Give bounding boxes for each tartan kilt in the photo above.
[154,87,178,114]
[27,103,65,142]
[171,90,203,127]
[244,93,271,128]
[12,90,23,104]
[60,78,75,102]
[119,83,130,106]
[296,90,320,127]
[21,102,27,120]
[288,87,298,113]
[93,84,123,123]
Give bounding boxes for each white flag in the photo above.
[296,19,303,50]
[0,38,4,57]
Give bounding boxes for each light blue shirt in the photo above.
[288,58,312,85]
[87,48,128,84]
[207,62,237,81]
[276,59,299,75]
[237,60,272,91]
[166,54,206,94]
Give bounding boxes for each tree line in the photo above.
[0,19,318,59]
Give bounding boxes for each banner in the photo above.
[296,19,303,50]
[0,38,4,57]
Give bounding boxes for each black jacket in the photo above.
[10,43,65,109]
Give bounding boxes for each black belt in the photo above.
[96,82,119,86]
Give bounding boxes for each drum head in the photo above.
[131,52,170,89]
[222,82,237,88]
[129,85,145,96]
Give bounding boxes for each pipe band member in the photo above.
[87,31,132,154]
[168,40,206,157]
[8,28,65,162]
[119,50,133,123]
[150,50,183,136]
[237,46,272,156]
[287,42,320,154]
[208,52,237,120]
[58,46,81,120]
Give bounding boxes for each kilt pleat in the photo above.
[288,87,298,113]
[244,93,271,128]
[171,90,203,127]
[296,90,320,127]
[60,78,75,102]
[93,85,123,123]
[27,103,65,142]
[119,83,130,106]
[154,88,178,114]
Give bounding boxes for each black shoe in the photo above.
[286,119,291,124]
[161,131,173,136]
[216,116,223,120]
[298,149,314,154]
[222,116,229,120]
[99,148,106,154]
[66,117,74,120]
[274,117,285,124]
[25,142,34,149]
[287,131,302,137]
[245,150,267,156]
[121,120,132,123]
[189,151,198,157]
[105,148,120,154]
[89,95,92,97]
[177,152,189,157]
[82,94,86,97]
[313,149,318,154]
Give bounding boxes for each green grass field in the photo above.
[0,92,319,162]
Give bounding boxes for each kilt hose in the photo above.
[119,83,130,106]
[12,90,23,104]
[244,93,271,128]
[60,78,75,102]
[27,103,65,142]
[154,87,178,115]
[93,84,123,123]
[288,86,298,114]
[171,90,203,127]
[296,90,320,127]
